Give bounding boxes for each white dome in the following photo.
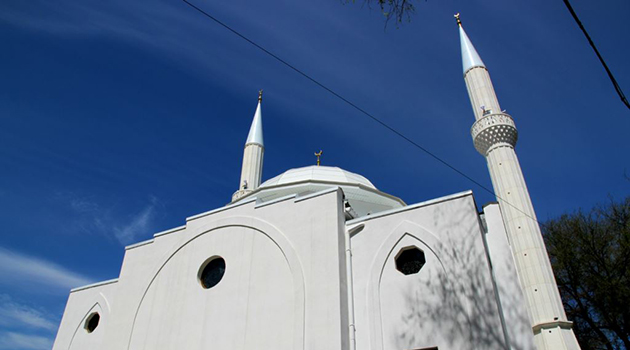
[242,165,405,218]
[260,166,376,189]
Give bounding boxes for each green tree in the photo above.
[543,197,630,349]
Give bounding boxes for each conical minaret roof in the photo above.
[457,16,485,74]
[245,91,264,146]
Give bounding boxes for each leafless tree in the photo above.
[344,0,418,26]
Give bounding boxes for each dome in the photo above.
[238,166,405,218]
[260,166,376,190]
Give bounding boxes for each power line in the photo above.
[181,0,542,224]
[562,0,629,110]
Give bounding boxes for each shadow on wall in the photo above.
[394,203,529,350]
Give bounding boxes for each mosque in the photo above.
[52,18,582,350]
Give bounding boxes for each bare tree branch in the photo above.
[343,0,418,27]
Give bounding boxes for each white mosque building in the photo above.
[52,18,582,350]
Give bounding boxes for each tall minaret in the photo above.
[232,90,264,202]
[456,15,581,350]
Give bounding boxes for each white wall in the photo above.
[55,189,538,350]
[53,280,117,350]
[483,203,536,350]
[54,188,349,350]
[349,192,507,350]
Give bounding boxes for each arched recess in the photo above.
[126,216,305,350]
[68,292,111,350]
[366,220,449,350]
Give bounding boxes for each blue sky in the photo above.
[1,0,628,348]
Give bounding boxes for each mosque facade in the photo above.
[52,19,581,350]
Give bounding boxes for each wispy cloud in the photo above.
[69,197,99,213]
[0,332,53,350]
[0,247,92,292]
[55,192,111,236]
[0,295,57,331]
[58,192,159,245]
[113,199,157,245]
[0,0,357,109]
[0,0,389,146]
[0,0,247,82]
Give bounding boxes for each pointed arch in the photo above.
[366,220,449,350]
[68,292,110,350]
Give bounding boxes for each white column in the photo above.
[239,143,264,189]
[464,68,501,121]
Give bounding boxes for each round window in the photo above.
[85,312,100,333]
[198,257,226,289]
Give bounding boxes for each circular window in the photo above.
[198,257,226,289]
[85,312,100,333]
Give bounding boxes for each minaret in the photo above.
[232,90,264,202]
[457,15,581,350]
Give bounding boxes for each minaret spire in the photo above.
[458,17,581,350]
[245,90,264,146]
[458,20,485,75]
[232,91,265,202]
[457,16,499,121]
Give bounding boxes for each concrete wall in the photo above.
[349,192,507,350]
[54,188,349,350]
[53,279,117,350]
[483,203,536,350]
[54,188,540,350]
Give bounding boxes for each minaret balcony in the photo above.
[232,188,253,202]
[471,113,518,155]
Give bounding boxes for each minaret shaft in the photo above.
[460,21,581,349]
[464,68,502,120]
[239,143,264,190]
[486,145,565,322]
[469,67,566,324]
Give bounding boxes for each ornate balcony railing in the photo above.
[471,113,518,155]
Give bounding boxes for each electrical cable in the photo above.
[181,0,544,224]
[563,0,629,110]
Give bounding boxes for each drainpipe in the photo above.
[346,223,364,350]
